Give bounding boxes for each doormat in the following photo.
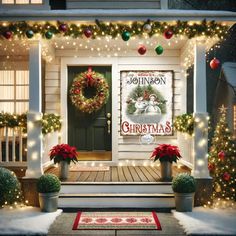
[70,165,110,172]
[72,212,162,230]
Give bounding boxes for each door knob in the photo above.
[107,113,111,119]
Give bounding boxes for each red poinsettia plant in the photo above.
[49,144,79,164]
[151,144,182,163]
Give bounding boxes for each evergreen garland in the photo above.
[0,20,229,40]
[173,113,194,135]
[0,112,61,135]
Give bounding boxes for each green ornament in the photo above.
[26,30,34,39]
[45,31,53,39]
[122,31,131,41]
[155,45,164,55]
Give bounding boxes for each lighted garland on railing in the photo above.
[0,112,62,135]
[173,113,194,135]
[0,20,229,40]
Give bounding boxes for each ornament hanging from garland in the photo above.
[26,30,34,39]
[143,23,152,33]
[59,23,68,33]
[210,58,220,70]
[70,68,109,114]
[84,28,93,38]
[138,45,147,55]
[45,31,53,39]
[155,45,164,55]
[122,31,131,41]
[164,29,174,39]
[3,31,13,40]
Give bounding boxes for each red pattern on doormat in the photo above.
[72,212,162,230]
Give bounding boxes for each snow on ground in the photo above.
[0,206,62,235]
[172,207,236,235]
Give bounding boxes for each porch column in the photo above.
[193,40,212,206]
[25,41,43,178]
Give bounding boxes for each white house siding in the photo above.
[66,0,161,9]
[44,49,186,161]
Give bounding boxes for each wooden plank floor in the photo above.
[46,165,190,182]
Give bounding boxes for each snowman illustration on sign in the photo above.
[127,96,148,115]
[144,94,161,114]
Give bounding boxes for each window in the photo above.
[2,0,42,4]
[0,70,29,114]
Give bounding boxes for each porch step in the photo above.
[59,182,175,208]
[58,193,175,208]
[60,182,173,194]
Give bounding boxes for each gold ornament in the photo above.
[215,182,221,192]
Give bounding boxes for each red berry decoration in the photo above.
[59,23,68,33]
[84,28,92,38]
[138,45,147,55]
[210,58,220,70]
[218,151,225,161]
[223,172,231,181]
[3,31,13,40]
[164,29,173,39]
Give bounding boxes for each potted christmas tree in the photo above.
[49,144,79,180]
[37,174,61,212]
[151,144,182,181]
[172,173,196,212]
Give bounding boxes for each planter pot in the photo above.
[38,192,59,212]
[59,161,69,180]
[160,161,172,181]
[174,192,195,212]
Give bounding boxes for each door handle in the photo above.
[107,120,111,134]
[107,113,111,119]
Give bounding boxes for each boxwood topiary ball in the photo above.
[0,167,22,206]
[37,174,61,193]
[172,173,196,193]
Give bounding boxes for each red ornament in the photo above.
[218,151,225,161]
[59,23,68,33]
[210,58,220,70]
[84,28,92,38]
[164,30,173,39]
[138,45,147,55]
[3,31,13,40]
[208,163,215,172]
[223,172,231,181]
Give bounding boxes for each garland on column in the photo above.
[173,113,194,135]
[0,20,229,40]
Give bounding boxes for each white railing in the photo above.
[0,127,27,165]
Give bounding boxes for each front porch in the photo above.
[46,164,190,183]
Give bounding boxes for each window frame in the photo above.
[0,70,29,114]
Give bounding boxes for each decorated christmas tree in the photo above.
[208,105,236,201]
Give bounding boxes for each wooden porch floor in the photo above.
[46,165,190,182]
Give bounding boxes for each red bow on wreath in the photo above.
[86,67,94,87]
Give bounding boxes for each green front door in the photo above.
[68,66,112,160]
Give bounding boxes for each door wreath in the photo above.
[69,68,109,114]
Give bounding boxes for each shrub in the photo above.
[172,173,196,193]
[0,167,22,206]
[37,174,61,193]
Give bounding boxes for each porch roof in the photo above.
[0,9,236,22]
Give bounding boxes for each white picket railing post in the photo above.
[19,127,23,163]
[5,127,9,162]
[12,128,16,162]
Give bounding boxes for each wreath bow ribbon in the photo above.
[86,67,94,87]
